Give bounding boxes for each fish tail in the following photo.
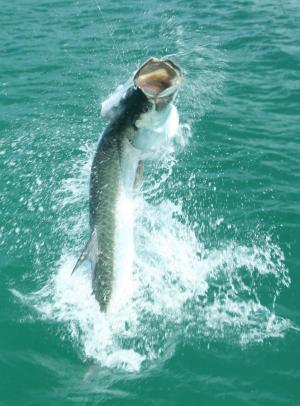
[92,258,113,312]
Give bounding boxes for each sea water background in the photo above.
[1,0,300,405]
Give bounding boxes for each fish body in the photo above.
[90,87,149,310]
[73,58,182,311]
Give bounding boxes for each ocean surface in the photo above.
[1,0,300,405]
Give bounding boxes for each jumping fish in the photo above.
[73,58,182,311]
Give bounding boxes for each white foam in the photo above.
[15,187,293,372]
[101,80,131,119]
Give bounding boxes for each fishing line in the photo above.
[94,0,123,66]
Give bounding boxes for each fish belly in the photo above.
[108,139,141,310]
[91,135,140,311]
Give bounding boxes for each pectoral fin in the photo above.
[72,229,98,275]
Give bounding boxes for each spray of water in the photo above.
[12,136,292,373]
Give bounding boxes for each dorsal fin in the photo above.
[71,229,98,275]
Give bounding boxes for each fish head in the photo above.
[133,57,182,111]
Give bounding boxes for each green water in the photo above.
[1,0,300,405]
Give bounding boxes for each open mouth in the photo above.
[134,58,182,99]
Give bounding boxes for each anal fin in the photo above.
[72,229,98,275]
[134,160,144,190]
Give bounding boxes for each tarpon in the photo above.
[73,58,182,311]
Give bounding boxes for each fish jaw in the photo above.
[133,57,182,108]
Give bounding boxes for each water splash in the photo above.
[13,155,292,372]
